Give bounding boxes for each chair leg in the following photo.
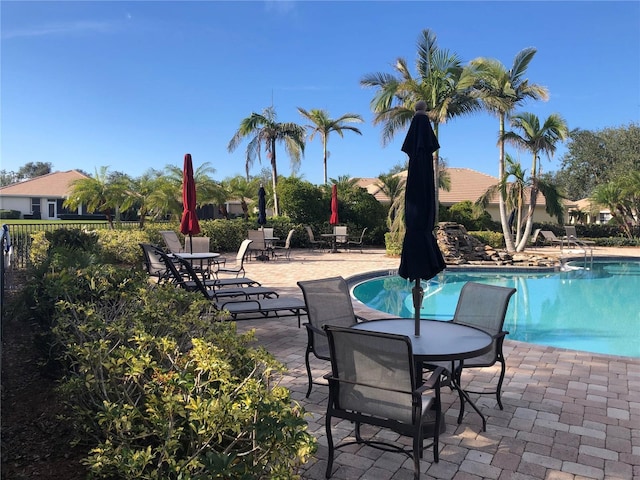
[496,355,506,410]
[325,412,334,478]
[412,429,421,480]
[305,348,313,398]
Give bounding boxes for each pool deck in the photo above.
[232,246,640,480]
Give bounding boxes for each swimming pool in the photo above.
[352,259,640,358]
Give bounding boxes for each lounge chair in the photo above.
[271,228,294,261]
[425,282,516,416]
[324,325,444,479]
[304,225,327,251]
[139,243,174,284]
[346,227,367,252]
[172,256,279,301]
[564,225,595,248]
[297,276,364,397]
[161,250,306,326]
[540,230,564,247]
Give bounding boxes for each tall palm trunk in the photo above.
[322,136,328,185]
[517,153,539,251]
[498,113,516,252]
[270,138,280,216]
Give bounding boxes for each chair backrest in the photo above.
[184,237,210,253]
[153,247,189,289]
[452,282,516,366]
[355,227,368,243]
[333,225,347,244]
[160,230,184,254]
[564,225,577,240]
[529,228,542,243]
[139,243,168,280]
[247,229,266,250]
[325,325,416,424]
[283,228,295,248]
[235,239,253,262]
[262,227,274,239]
[541,230,559,241]
[298,276,357,330]
[304,225,316,242]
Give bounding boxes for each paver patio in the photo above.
[232,247,640,480]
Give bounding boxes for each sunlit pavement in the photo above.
[232,247,640,479]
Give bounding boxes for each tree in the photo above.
[471,48,549,252]
[377,173,405,229]
[361,29,479,215]
[554,124,640,200]
[591,172,640,238]
[297,108,363,184]
[228,107,306,216]
[502,112,569,250]
[63,167,130,228]
[128,169,168,228]
[16,162,52,180]
[226,175,260,220]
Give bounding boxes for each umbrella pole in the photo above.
[412,279,423,336]
[189,234,193,253]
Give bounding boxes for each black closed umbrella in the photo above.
[398,102,446,336]
[258,185,267,227]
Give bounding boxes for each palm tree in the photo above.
[502,112,569,250]
[591,172,639,238]
[227,175,259,220]
[360,29,479,214]
[470,48,549,251]
[377,173,405,229]
[228,106,306,216]
[297,108,363,184]
[63,166,129,228]
[128,168,166,228]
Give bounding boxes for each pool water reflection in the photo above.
[352,260,640,358]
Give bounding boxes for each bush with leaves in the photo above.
[45,262,316,479]
[95,228,150,264]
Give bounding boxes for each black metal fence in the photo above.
[4,222,142,270]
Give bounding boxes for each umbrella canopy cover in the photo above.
[398,112,445,282]
[330,184,339,225]
[180,153,201,237]
[257,185,267,226]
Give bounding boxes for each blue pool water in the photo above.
[352,259,640,358]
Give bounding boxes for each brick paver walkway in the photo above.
[231,247,640,480]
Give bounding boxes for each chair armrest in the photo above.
[417,366,445,393]
[305,323,326,337]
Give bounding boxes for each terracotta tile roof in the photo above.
[0,170,89,197]
[356,178,388,203]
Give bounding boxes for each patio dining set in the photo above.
[139,236,517,480]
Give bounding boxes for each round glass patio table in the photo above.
[174,252,220,279]
[352,318,493,430]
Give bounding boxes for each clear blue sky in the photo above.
[2,1,639,185]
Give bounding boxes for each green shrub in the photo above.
[14,239,317,479]
[385,232,403,256]
[0,209,21,219]
[469,230,505,249]
[96,228,150,265]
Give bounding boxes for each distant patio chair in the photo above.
[185,236,226,267]
[272,228,294,261]
[333,225,348,249]
[346,227,367,252]
[216,239,252,277]
[304,225,327,251]
[247,229,269,261]
[160,230,184,254]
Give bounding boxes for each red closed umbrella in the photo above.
[330,184,339,225]
[180,153,200,251]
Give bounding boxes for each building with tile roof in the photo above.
[0,170,89,219]
[357,167,575,224]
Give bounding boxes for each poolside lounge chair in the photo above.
[346,227,367,252]
[297,276,364,397]
[324,325,444,479]
[304,225,328,251]
[540,230,564,247]
[171,255,279,301]
[160,250,305,325]
[564,225,595,248]
[425,282,516,416]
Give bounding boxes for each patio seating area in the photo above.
[229,246,639,480]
